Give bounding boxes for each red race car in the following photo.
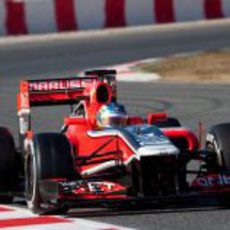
[0,69,230,214]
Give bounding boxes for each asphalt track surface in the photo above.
[1,19,230,229]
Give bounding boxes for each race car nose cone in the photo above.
[137,144,179,157]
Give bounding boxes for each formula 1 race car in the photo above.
[1,69,230,214]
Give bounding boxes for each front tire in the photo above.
[206,123,230,170]
[206,123,230,206]
[25,133,76,214]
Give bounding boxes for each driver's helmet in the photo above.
[96,102,128,128]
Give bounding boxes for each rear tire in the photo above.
[0,127,16,203]
[25,133,76,214]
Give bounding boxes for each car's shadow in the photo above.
[11,197,229,218]
[66,198,228,218]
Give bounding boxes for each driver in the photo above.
[96,102,128,128]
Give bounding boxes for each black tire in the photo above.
[0,127,16,203]
[25,133,76,214]
[206,123,230,206]
[206,123,230,171]
[152,117,181,128]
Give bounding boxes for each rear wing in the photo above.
[17,70,117,112]
[17,70,117,140]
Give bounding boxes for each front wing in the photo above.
[38,176,230,212]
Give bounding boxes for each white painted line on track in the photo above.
[4,220,135,230]
[109,61,160,82]
[0,205,135,230]
[0,211,35,220]
[116,72,160,82]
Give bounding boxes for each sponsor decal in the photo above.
[88,181,122,193]
[28,79,86,92]
[193,174,230,188]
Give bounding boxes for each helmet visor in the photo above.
[104,115,127,127]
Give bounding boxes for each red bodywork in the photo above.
[17,74,197,174]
